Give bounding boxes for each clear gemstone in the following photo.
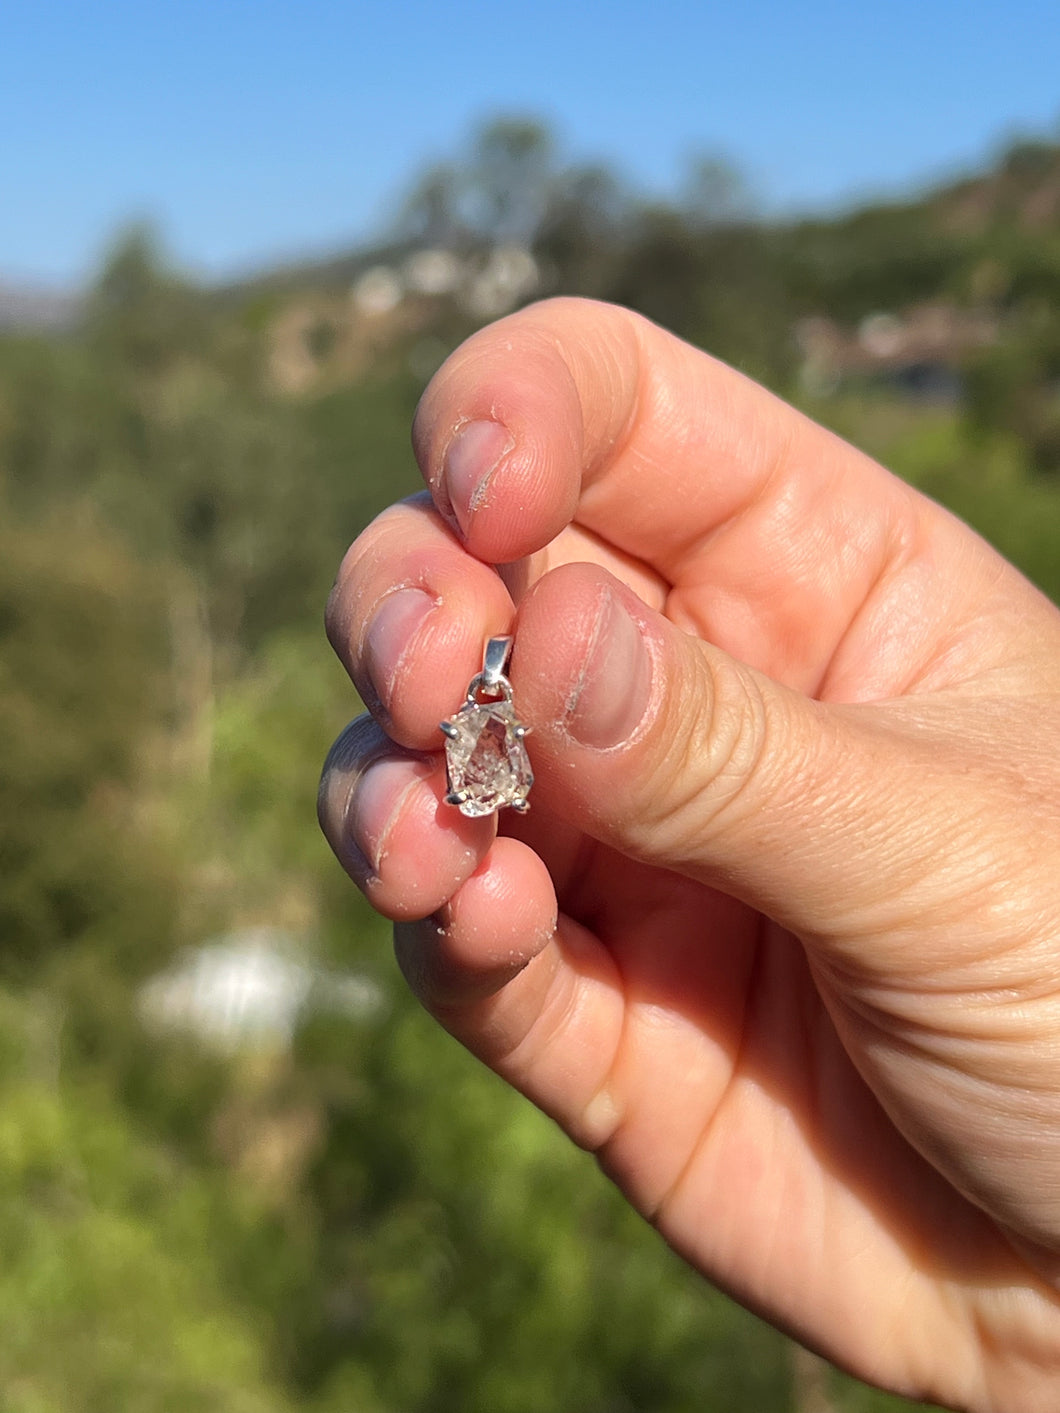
[443,699,533,817]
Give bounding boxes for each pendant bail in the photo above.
[481,635,513,691]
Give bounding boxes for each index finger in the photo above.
[412,297,1044,697]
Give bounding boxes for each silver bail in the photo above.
[481,635,513,690]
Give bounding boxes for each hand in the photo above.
[319,298,1060,1413]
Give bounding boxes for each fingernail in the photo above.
[348,758,431,878]
[364,588,435,708]
[567,592,653,750]
[443,419,511,536]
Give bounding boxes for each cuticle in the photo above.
[339,773,376,883]
[624,613,658,749]
[437,417,471,523]
[468,428,515,517]
[356,580,413,657]
[564,586,613,723]
[562,590,656,755]
[357,583,442,695]
[350,762,432,878]
[442,415,515,521]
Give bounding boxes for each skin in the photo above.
[318,298,1060,1412]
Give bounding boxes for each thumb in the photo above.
[514,562,1060,1255]
[512,561,1007,958]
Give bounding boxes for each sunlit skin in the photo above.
[319,298,1060,1413]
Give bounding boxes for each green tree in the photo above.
[0,508,176,981]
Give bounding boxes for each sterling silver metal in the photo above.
[440,636,533,817]
[481,634,513,691]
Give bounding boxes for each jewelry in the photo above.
[440,635,533,817]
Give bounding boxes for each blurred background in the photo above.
[2,2,1060,1409]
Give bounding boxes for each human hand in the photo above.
[319,298,1060,1412]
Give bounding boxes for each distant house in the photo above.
[795,304,997,403]
[268,242,542,393]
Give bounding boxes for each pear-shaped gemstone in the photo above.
[443,699,533,818]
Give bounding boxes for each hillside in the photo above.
[215,128,1060,467]
[0,280,80,330]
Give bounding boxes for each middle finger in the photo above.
[327,493,514,749]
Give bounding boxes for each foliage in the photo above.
[0,987,289,1413]
[0,506,178,982]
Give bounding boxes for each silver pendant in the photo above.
[440,636,533,817]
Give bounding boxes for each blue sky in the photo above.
[3,0,1058,287]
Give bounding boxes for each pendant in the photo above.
[440,636,533,818]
